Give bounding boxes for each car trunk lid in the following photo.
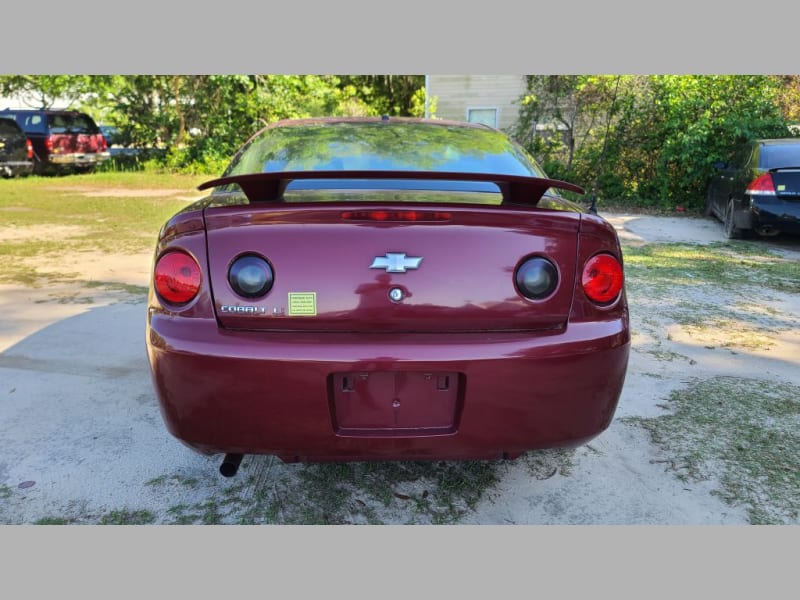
[204,203,581,333]
[769,169,800,200]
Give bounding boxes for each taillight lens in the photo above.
[582,254,623,304]
[228,254,274,298]
[45,137,53,152]
[154,251,202,305]
[341,210,451,222]
[746,173,776,195]
[515,256,559,300]
[26,139,33,159]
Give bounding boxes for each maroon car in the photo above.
[146,117,629,476]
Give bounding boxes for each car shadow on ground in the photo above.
[0,302,580,524]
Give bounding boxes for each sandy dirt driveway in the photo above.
[1,212,798,524]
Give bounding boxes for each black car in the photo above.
[0,117,33,178]
[0,109,109,174]
[706,138,800,238]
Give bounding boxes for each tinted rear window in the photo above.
[47,113,99,134]
[222,121,550,197]
[225,121,545,178]
[0,118,22,135]
[759,142,800,169]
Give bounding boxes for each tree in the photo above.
[79,75,352,170]
[0,75,99,109]
[770,75,800,124]
[630,75,790,205]
[513,75,793,208]
[337,76,426,116]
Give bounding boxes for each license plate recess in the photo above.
[330,371,462,435]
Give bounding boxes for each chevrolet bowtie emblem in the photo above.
[369,253,423,273]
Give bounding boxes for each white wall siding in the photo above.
[427,75,528,132]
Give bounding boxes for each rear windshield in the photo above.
[759,142,800,169]
[221,120,554,198]
[0,118,22,136]
[225,121,545,176]
[47,113,99,134]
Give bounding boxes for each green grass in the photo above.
[0,173,202,287]
[99,509,156,525]
[153,458,510,525]
[623,242,800,294]
[0,173,203,237]
[33,517,72,525]
[2,171,208,191]
[149,450,574,525]
[623,377,800,524]
[647,349,691,362]
[284,460,502,525]
[623,241,800,350]
[145,474,199,489]
[522,448,576,479]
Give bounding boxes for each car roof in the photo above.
[756,138,800,145]
[262,116,495,131]
[0,108,89,115]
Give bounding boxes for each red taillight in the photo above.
[99,135,108,151]
[154,251,202,305]
[746,173,776,195]
[45,137,53,152]
[26,139,33,159]
[582,254,623,304]
[341,210,451,222]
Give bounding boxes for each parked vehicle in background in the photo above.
[99,124,121,147]
[706,138,800,239]
[98,123,143,159]
[0,116,33,178]
[0,109,110,174]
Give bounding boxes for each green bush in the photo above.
[514,75,796,210]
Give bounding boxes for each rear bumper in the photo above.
[146,314,630,462]
[0,160,33,177]
[48,151,110,166]
[750,198,800,234]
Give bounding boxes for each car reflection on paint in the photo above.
[145,117,630,477]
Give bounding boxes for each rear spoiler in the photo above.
[197,170,584,206]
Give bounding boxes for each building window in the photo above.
[467,107,498,128]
